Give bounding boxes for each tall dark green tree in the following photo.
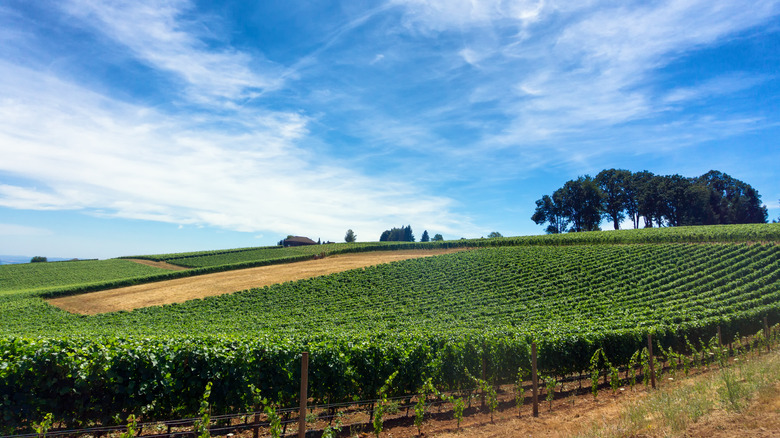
[681,182,716,225]
[532,177,603,233]
[697,170,768,224]
[531,192,568,234]
[420,230,430,242]
[595,169,631,230]
[379,225,415,242]
[633,171,662,227]
[561,176,604,232]
[657,174,692,227]
[344,229,356,243]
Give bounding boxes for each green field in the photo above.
[0,259,170,296]
[1,223,779,432]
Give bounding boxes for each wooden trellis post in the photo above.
[648,334,656,389]
[299,352,309,438]
[531,342,539,417]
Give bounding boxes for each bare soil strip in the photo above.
[127,259,189,271]
[49,249,468,315]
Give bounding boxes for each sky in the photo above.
[1,0,779,259]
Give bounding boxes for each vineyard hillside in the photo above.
[1,223,779,433]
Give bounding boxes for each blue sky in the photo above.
[1,0,779,259]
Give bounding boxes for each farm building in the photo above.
[282,236,318,247]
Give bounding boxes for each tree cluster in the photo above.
[379,225,415,242]
[532,169,768,234]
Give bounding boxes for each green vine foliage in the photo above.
[33,413,53,438]
[264,405,282,438]
[515,367,527,416]
[194,382,212,438]
[628,350,640,389]
[544,376,556,411]
[118,415,137,438]
[414,378,436,436]
[447,395,466,430]
[372,371,398,438]
[590,349,603,398]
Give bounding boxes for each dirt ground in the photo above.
[48,249,467,314]
[327,368,780,438]
[126,259,189,270]
[684,380,780,438]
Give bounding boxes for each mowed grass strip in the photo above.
[48,248,469,314]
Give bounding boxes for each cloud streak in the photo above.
[60,0,284,105]
[391,0,780,159]
[0,61,473,240]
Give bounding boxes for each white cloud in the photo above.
[0,62,473,241]
[393,0,545,30]
[59,0,284,105]
[459,47,485,66]
[664,73,772,103]
[453,0,780,159]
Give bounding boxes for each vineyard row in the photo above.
[10,321,779,438]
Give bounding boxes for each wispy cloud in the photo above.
[393,0,545,30]
[664,73,772,103]
[60,0,284,105]
[391,0,780,162]
[0,61,473,240]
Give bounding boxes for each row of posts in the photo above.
[290,317,771,434]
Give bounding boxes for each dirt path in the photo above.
[49,249,467,315]
[127,259,189,271]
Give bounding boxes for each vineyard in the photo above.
[1,224,780,433]
[0,259,167,296]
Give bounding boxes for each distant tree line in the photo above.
[379,225,415,242]
[377,226,444,242]
[532,169,768,233]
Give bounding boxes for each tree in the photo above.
[532,176,602,233]
[432,233,444,241]
[379,225,415,242]
[697,170,768,224]
[30,256,47,263]
[344,229,356,243]
[633,171,661,227]
[595,169,631,230]
[531,192,568,234]
[655,174,687,226]
[404,225,415,242]
[532,169,768,233]
[560,176,603,232]
[487,231,503,238]
[420,230,430,242]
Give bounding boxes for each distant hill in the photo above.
[0,255,75,265]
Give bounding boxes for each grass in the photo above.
[576,348,780,437]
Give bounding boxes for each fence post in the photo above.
[481,342,487,410]
[299,352,309,438]
[765,317,771,352]
[531,342,539,418]
[648,334,656,389]
[717,326,722,348]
